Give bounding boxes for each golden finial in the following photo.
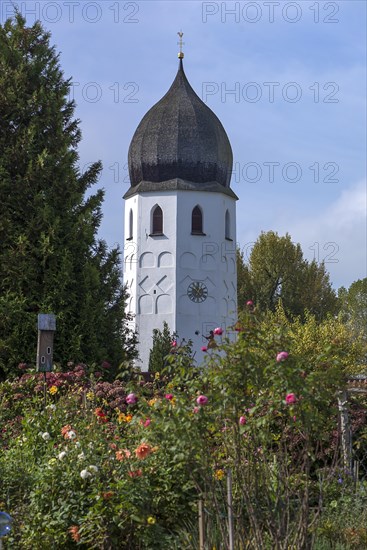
[177,31,184,59]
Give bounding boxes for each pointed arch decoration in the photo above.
[225,209,232,240]
[191,205,204,234]
[127,208,133,240]
[151,205,163,235]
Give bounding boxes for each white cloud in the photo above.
[277,180,367,288]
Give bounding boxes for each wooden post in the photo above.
[338,389,352,474]
[36,314,56,373]
[227,469,234,550]
[198,498,205,550]
[37,314,56,407]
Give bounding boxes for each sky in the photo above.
[3,0,366,289]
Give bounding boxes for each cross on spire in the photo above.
[177,31,184,59]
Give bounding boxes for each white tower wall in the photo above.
[124,190,237,369]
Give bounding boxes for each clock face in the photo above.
[187,281,208,303]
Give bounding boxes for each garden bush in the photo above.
[0,307,366,548]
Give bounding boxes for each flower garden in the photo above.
[1,306,367,549]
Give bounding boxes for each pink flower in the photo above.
[143,418,151,427]
[246,300,253,306]
[196,395,208,406]
[171,340,177,347]
[165,393,173,400]
[285,393,297,404]
[126,393,137,405]
[201,346,207,352]
[276,351,289,362]
[239,416,246,425]
[213,327,223,336]
[193,406,200,414]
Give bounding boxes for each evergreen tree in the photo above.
[237,232,338,320]
[0,14,136,377]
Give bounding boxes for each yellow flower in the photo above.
[49,386,58,395]
[214,469,225,481]
[147,516,156,525]
[154,372,160,379]
[117,413,133,424]
[148,398,158,407]
[86,391,94,401]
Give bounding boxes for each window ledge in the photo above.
[149,232,165,237]
[191,231,206,236]
[225,237,233,242]
[126,237,133,241]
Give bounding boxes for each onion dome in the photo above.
[124,58,236,199]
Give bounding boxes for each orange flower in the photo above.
[128,469,143,478]
[135,443,152,460]
[116,449,131,461]
[61,425,72,439]
[69,525,81,542]
[94,407,108,423]
[102,491,114,500]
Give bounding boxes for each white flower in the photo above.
[80,469,92,480]
[88,442,93,449]
[58,451,67,460]
[42,432,51,441]
[75,441,81,447]
[89,465,98,474]
[78,452,86,461]
[67,430,76,440]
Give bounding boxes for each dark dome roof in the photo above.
[126,59,233,195]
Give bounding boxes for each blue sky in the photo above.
[3,0,366,289]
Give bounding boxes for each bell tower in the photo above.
[123,39,237,370]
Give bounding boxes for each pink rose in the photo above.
[126,393,137,405]
[239,416,246,425]
[171,340,177,347]
[143,418,151,427]
[196,395,208,406]
[193,406,200,414]
[276,351,289,362]
[201,346,207,352]
[246,300,253,306]
[165,393,174,400]
[213,327,223,336]
[285,393,297,404]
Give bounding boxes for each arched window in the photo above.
[191,205,203,234]
[151,205,163,235]
[225,209,231,240]
[127,208,133,240]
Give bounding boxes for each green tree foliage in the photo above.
[338,278,367,341]
[260,303,366,375]
[148,322,175,374]
[0,14,136,378]
[237,231,338,319]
